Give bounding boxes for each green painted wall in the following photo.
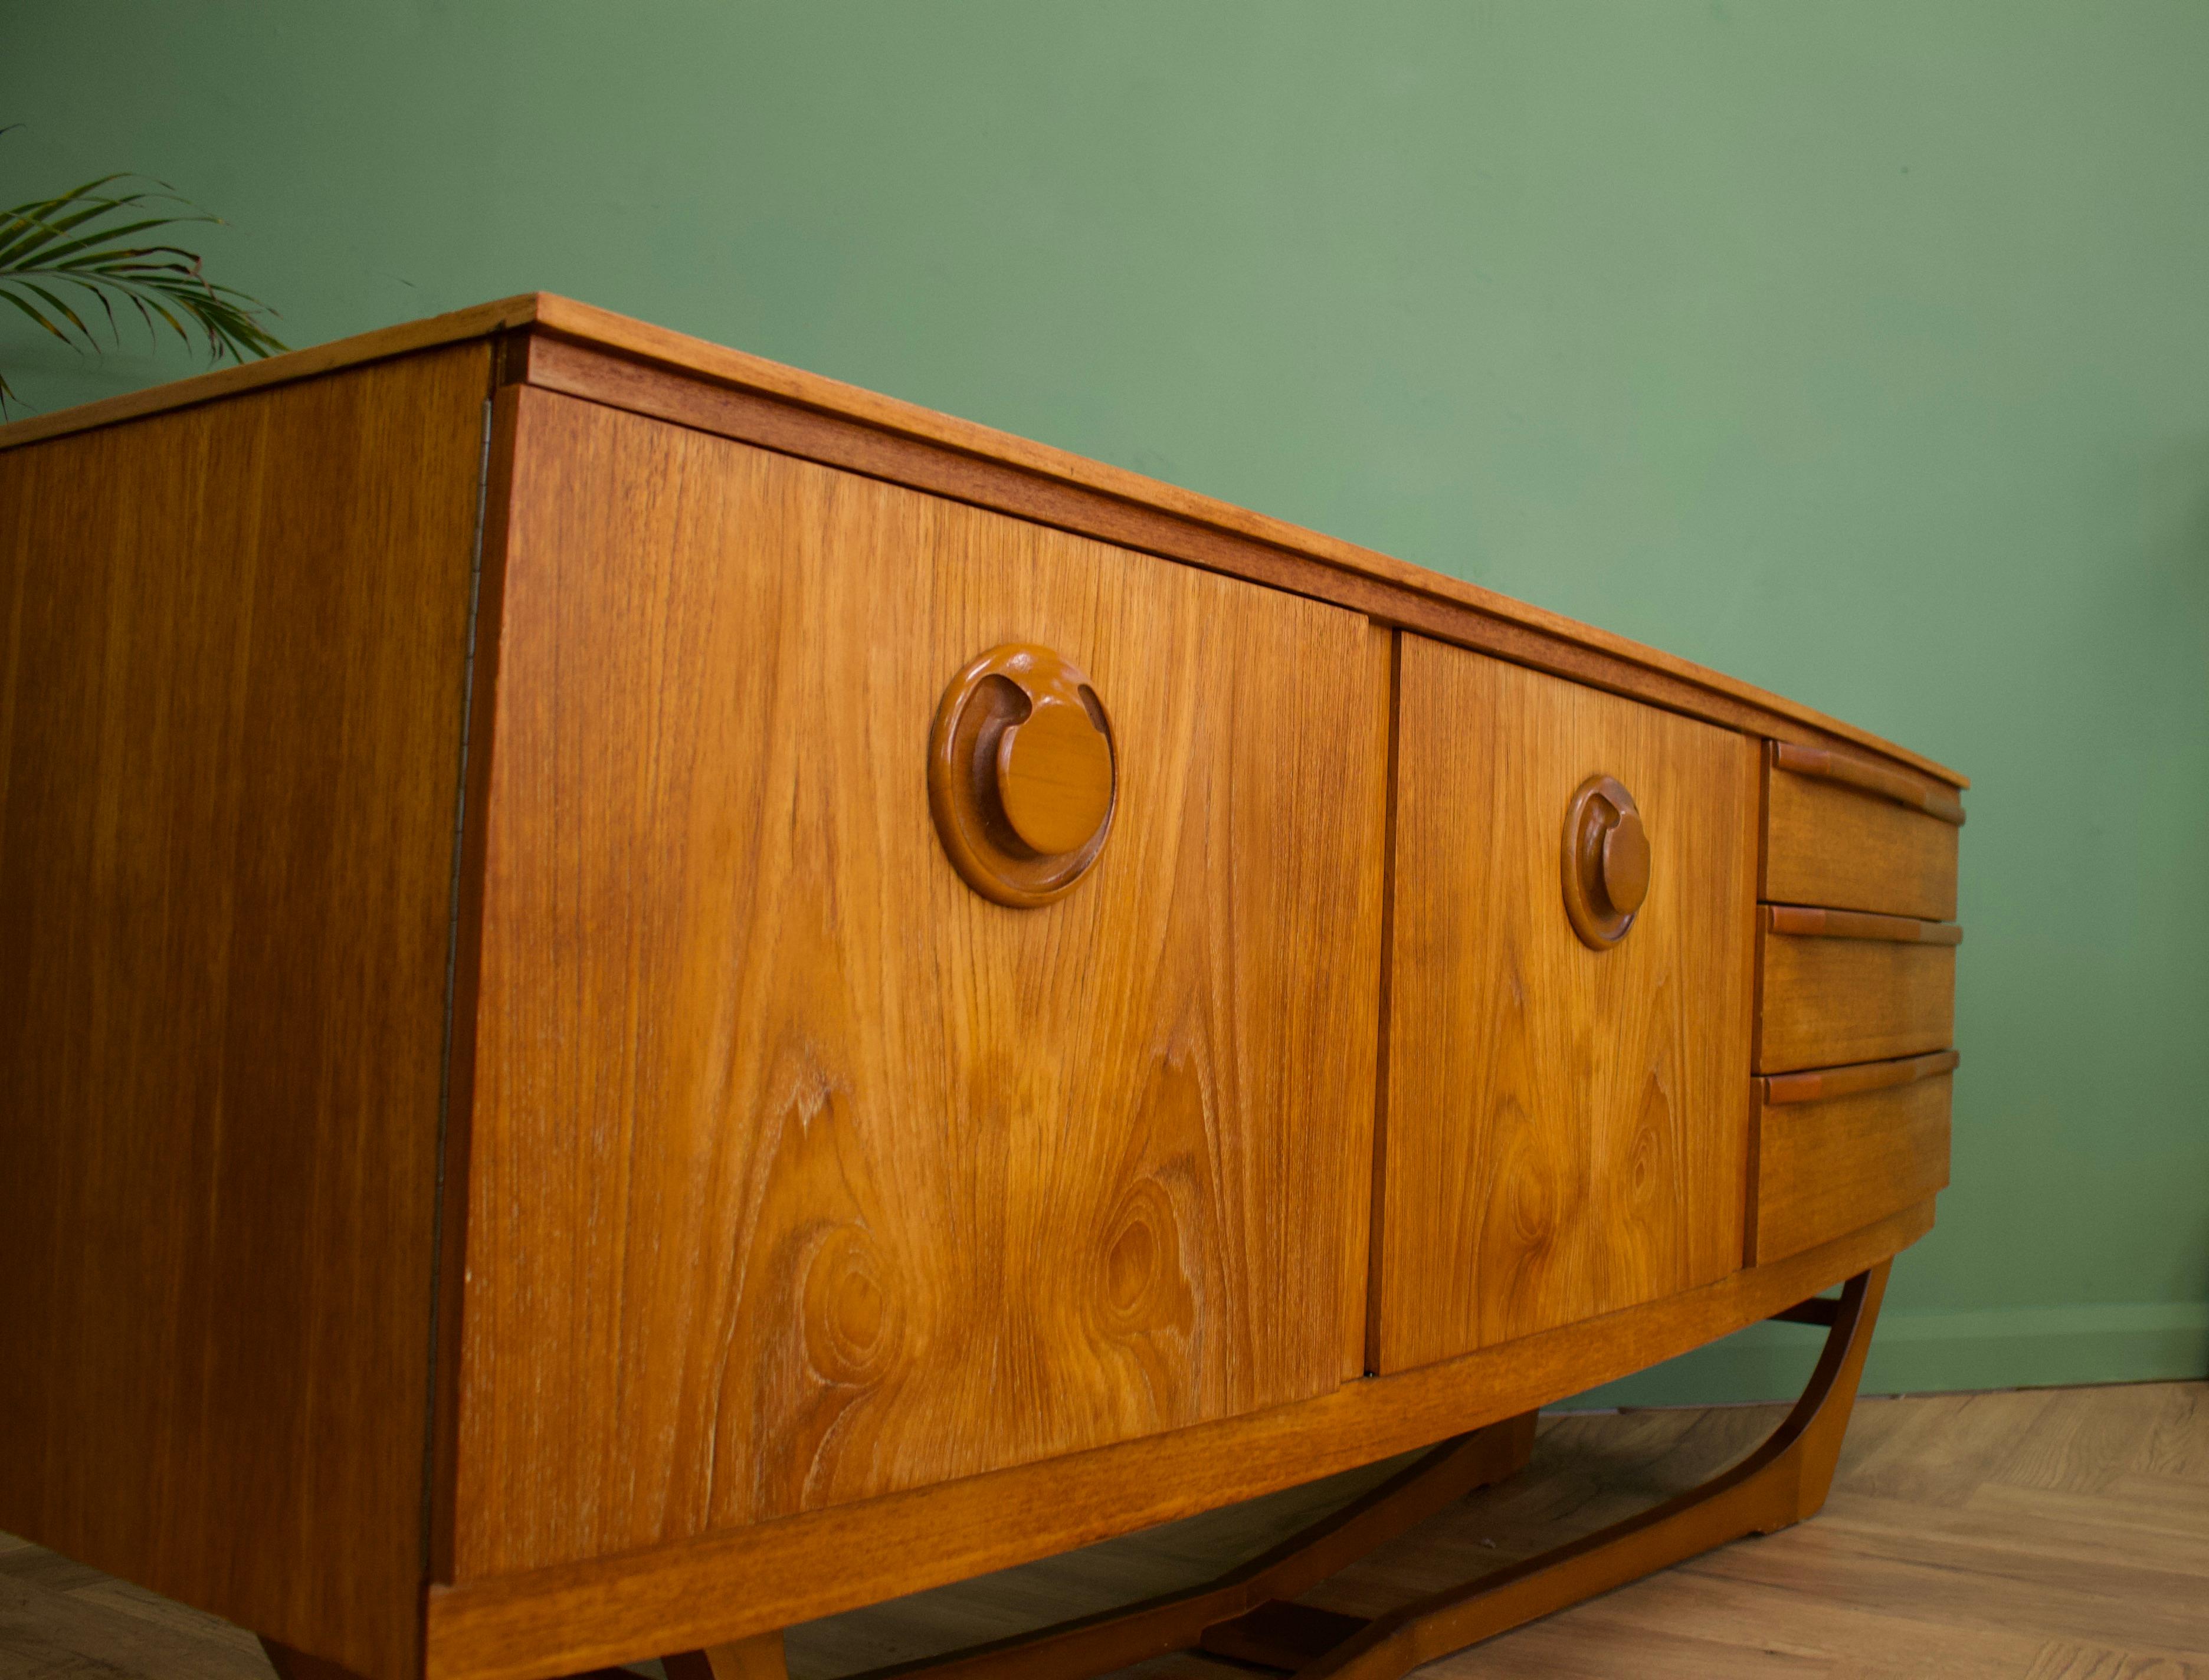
[8,2,2206,1403]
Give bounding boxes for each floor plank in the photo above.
[1689,1514,2209,1658]
[0,1382,2202,1678]
[1994,1383,2193,1495]
[2014,1646,2206,1680]
[1820,1486,2209,1576]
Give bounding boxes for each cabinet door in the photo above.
[450,389,1389,1578]
[1373,639,1755,1372]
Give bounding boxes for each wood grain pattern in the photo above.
[448,388,1392,1580]
[1374,639,1757,1370]
[0,345,493,1680]
[1757,930,1957,1074]
[1751,1070,1952,1264]
[421,1204,1933,1680]
[811,1267,1889,1680]
[509,329,1960,791]
[1764,757,1960,923]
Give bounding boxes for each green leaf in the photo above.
[0,280,73,340]
[17,280,93,345]
[0,177,143,267]
[0,144,284,415]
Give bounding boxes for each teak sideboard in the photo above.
[0,297,1963,1680]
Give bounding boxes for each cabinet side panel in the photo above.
[0,344,493,1680]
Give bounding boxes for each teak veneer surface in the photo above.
[1374,640,1757,1371]
[0,344,494,1680]
[1756,934,1958,1075]
[1752,1070,1954,1265]
[1763,759,1959,923]
[449,389,1391,1580]
[0,293,1962,791]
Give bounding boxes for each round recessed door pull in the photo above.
[1562,773,1648,949]
[930,643,1116,907]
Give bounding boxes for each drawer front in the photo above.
[453,390,1391,1577]
[1374,639,1757,1371]
[1764,744,1960,922]
[1752,1053,1954,1264]
[1756,910,1957,1072]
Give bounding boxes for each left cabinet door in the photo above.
[447,388,1391,1579]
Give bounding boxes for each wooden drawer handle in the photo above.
[1771,741,1965,826]
[929,644,1116,907]
[1762,1049,1960,1105]
[1562,775,1647,949]
[1765,904,1962,945]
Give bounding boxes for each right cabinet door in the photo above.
[1372,638,1757,1372]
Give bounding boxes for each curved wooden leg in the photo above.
[474,1266,1884,1680]
[845,1409,1538,1680]
[1283,1259,1891,1679]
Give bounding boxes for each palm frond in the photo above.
[0,158,286,416]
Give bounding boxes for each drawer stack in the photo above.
[1751,743,1964,1264]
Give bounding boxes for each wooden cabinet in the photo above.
[451,388,1389,1579]
[1374,641,1757,1370]
[0,296,1964,1680]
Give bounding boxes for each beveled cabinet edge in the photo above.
[424,386,529,1590]
[421,1200,1933,1680]
[0,291,1961,789]
[1361,630,1409,1378]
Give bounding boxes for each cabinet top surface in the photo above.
[0,290,1963,788]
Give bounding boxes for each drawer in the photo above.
[1764,742,1961,921]
[1757,905,1958,1073]
[1751,1051,1955,1264]
[1373,639,1758,1371]
[453,389,1391,1577]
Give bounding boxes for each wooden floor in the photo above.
[4,1382,2203,1679]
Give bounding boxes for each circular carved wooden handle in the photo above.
[929,644,1116,907]
[1562,774,1648,949]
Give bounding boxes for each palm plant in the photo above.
[1,146,285,415]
